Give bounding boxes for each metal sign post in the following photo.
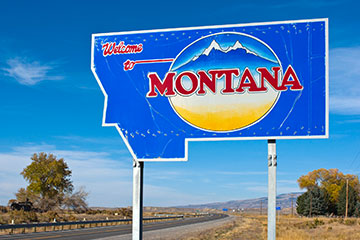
[132,160,144,240]
[268,139,276,240]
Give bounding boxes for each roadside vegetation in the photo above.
[180,214,360,240]
[0,207,132,225]
[179,168,360,240]
[296,168,360,217]
[0,152,132,225]
[2,160,360,239]
[0,152,198,232]
[9,152,88,213]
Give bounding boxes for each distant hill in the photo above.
[176,192,303,210]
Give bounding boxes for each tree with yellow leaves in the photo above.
[297,168,360,215]
[19,153,73,211]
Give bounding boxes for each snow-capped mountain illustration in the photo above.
[192,40,258,61]
[172,39,278,72]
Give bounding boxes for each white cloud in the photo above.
[2,58,63,85]
[277,186,302,194]
[144,184,206,207]
[246,185,301,194]
[0,143,133,207]
[330,46,360,114]
[0,142,306,207]
[215,171,267,176]
[0,143,210,207]
[55,135,125,146]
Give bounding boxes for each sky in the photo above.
[1,0,360,207]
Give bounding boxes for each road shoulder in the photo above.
[97,215,235,240]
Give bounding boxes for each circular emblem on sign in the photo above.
[168,33,282,132]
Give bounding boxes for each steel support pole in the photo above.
[267,139,277,240]
[133,160,144,240]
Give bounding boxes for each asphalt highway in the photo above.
[0,214,227,240]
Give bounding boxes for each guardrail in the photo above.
[0,215,185,235]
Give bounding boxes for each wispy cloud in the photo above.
[0,142,308,207]
[0,143,133,207]
[215,171,267,176]
[336,118,360,124]
[54,135,127,148]
[0,143,211,207]
[330,46,360,115]
[2,58,63,85]
[144,184,207,206]
[246,185,301,194]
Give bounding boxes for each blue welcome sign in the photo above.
[91,19,328,161]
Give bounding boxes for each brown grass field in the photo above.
[181,213,360,240]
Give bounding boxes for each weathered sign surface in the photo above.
[91,19,328,161]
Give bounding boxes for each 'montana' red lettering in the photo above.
[146,72,175,97]
[146,66,303,97]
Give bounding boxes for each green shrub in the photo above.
[305,218,325,229]
[344,219,356,225]
[314,218,325,226]
[328,218,339,224]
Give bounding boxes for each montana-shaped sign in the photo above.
[91,19,328,161]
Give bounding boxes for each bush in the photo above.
[86,209,103,215]
[66,214,77,222]
[44,211,59,222]
[314,218,325,226]
[119,208,132,218]
[344,219,356,225]
[0,205,8,213]
[328,218,337,224]
[0,215,6,224]
[9,210,38,223]
[305,218,325,229]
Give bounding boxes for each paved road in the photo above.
[0,214,227,240]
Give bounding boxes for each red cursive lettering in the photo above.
[102,41,143,57]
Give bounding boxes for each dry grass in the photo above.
[180,215,264,240]
[181,214,360,240]
[275,216,360,240]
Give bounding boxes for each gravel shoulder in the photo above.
[96,215,235,240]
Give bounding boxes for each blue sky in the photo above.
[1,0,360,207]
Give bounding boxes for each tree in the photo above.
[63,187,89,213]
[297,168,360,212]
[20,153,74,211]
[354,201,360,217]
[296,191,308,216]
[15,187,41,209]
[337,183,358,217]
[296,186,328,216]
